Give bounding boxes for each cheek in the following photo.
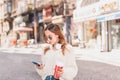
[55,36,59,42]
[52,37,58,43]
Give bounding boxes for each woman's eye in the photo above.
[49,36,52,40]
[46,36,52,40]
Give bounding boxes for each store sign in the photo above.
[100,0,119,13]
[73,2,100,22]
[97,12,120,22]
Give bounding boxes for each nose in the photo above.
[47,40,51,44]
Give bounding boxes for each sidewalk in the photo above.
[0,47,38,54]
[75,48,120,67]
[0,46,120,67]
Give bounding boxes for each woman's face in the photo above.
[45,30,59,45]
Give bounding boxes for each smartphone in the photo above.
[32,61,41,66]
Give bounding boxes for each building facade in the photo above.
[0,0,76,47]
[73,0,120,51]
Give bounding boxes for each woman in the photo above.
[35,23,78,80]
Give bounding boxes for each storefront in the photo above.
[97,12,120,51]
[13,21,33,47]
[73,1,100,48]
[97,0,120,51]
[73,0,120,51]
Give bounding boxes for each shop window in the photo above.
[111,25,120,49]
[7,1,12,14]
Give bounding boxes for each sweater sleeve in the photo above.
[35,53,49,80]
[61,45,78,80]
[35,48,47,80]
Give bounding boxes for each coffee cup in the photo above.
[54,62,63,79]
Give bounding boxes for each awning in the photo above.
[52,15,64,24]
[97,12,120,22]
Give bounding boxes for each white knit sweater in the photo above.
[35,44,78,80]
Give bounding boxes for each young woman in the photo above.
[35,23,78,80]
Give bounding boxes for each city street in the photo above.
[0,52,120,80]
[0,0,120,80]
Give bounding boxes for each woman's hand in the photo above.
[57,69,64,77]
[56,68,64,77]
[36,64,44,70]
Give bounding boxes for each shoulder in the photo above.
[64,44,76,58]
[65,44,74,53]
[65,44,73,50]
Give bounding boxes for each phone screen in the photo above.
[32,61,40,66]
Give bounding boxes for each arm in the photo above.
[34,48,47,80]
[35,54,47,80]
[61,45,78,80]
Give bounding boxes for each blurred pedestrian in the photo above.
[35,23,78,80]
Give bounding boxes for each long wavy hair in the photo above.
[44,23,67,55]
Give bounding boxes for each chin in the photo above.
[49,42,54,45]
[51,43,55,45]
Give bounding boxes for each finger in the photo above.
[57,70,63,76]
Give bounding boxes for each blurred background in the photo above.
[0,0,119,52]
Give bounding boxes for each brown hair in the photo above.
[44,23,67,55]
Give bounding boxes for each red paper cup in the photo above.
[54,62,63,79]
